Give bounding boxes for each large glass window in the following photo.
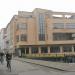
[53,23,64,29]
[50,45,60,53]
[39,34,45,41]
[20,34,27,41]
[65,23,75,29]
[38,13,45,41]
[31,47,38,54]
[41,47,48,53]
[53,33,73,41]
[26,47,29,54]
[63,45,72,52]
[17,23,27,30]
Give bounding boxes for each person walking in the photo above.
[6,52,12,71]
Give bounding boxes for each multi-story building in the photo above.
[7,8,75,61]
[0,28,7,53]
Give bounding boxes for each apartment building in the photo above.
[6,8,75,61]
[0,28,7,53]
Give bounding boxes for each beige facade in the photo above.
[6,8,75,57]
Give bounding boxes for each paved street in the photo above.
[0,59,75,75]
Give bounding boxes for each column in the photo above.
[25,48,26,54]
[72,45,74,63]
[29,47,31,54]
[72,45,74,53]
[48,46,50,54]
[60,46,63,53]
[38,47,41,54]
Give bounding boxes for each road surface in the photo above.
[0,59,75,75]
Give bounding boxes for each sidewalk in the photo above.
[14,57,75,72]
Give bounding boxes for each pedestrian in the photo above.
[0,53,4,64]
[6,51,12,71]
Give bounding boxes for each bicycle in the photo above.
[7,60,11,72]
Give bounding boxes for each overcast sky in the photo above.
[0,0,75,29]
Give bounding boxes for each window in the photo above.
[41,47,48,53]
[17,23,27,30]
[20,34,27,41]
[53,33,73,41]
[63,45,72,52]
[50,45,60,53]
[39,34,45,41]
[38,13,46,41]
[26,47,29,54]
[52,15,63,19]
[31,47,38,54]
[65,23,75,29]
[53,23,64,29]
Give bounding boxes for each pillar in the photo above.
[38,47,41,54]
[25,48,26,54]
[60,46,63,53]
[48,46,50,54]
[72,45,74,53]
[29,47,31,54]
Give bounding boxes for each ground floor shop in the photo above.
[15,44,75,63]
